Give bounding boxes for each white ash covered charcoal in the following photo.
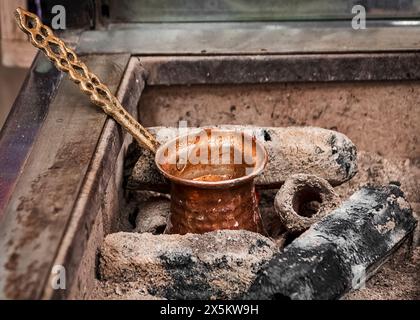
[246,185,417,300]
[99,230,277,299]
[90,280,167,300]
[126,126,358,192]
[275,174,340,235]
[258,189,287,239]
[126,148,169,192]
[134,198,170,234]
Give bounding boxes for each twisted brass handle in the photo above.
[14,7,159,153]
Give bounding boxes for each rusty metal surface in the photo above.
[42,58,146,300]
[0,54,130,299]
[77,22,420,55]
[0,53,62,218]
[15,8,159,153]
[140,52,420,85]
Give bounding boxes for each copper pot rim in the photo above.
[154,129,268,189]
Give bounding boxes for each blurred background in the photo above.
[0,0,35,129]
[101,0,419,22]
[1,0,419,129]
[0,52,28,129]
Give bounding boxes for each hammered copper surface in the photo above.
[156,129,267,235]
[167,181,263,234]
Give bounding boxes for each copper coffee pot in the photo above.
[15,8,268,235]
[155,128,267,234]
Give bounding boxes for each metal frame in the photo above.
[98,0,420,23]
[78,21,420,55]
[0,53,133,299]
[139,53,420,85]
[0,19,420,298]
[0,54,62,216]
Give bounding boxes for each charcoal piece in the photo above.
[274,174,340,234]
[99,230,277,299]
[134,198,170,234]
[246,185,417,300]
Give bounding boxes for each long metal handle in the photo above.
[14,7,159,153]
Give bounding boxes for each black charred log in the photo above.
[246,185,417,300]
